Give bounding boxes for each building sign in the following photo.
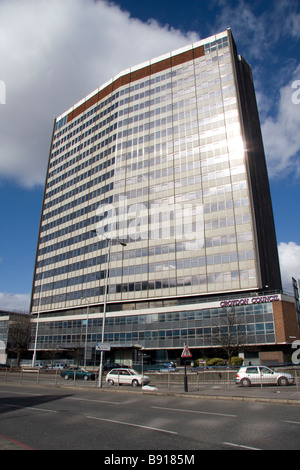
[220,294,280,308]
[95,343,111,351]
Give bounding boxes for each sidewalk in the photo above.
[97,381,300,404]
[145,383,300,404]
[1,372,300,405]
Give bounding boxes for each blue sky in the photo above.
[0,0,300,311]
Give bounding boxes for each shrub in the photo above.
[205,358,226,367]
[230,356,243,366]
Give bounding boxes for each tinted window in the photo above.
[246,367,258,374]
[259,367,274,374]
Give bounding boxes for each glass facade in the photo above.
[31,30,261,313]
[0,319,8,344]
[31,300,276,353]
[29,30,282,356]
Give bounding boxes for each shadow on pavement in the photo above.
[0,393,73,415]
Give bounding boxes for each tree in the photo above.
[8,314,31,366]
[212,309,246,365]
[44,349,63,368]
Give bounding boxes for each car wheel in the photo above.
[278,376,288,386]
[132,379,139,387]
[64,375,69,380]
[241,377,251,387]
[108,379,114,386]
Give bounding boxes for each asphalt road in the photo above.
[0,382,299,451]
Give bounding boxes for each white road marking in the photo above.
[66,397,120,405]
[223,442,261,450]
[87,415,178,435]
[152,406,237,418]
[0,403,57,413]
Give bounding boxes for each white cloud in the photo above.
[261,65,300,179]
[0,292,30,313]
[278,242,300,292]
[213,0,280,59]
[0,0,199,188]
[213,0,300,180]
[285,10,300,40]
[214,0,300,56]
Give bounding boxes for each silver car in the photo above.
[236,366,294,387]
[106,368,150,387]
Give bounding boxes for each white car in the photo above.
[236,366,294,387]
[106,368,150,387]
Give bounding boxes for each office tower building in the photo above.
[30,30,297,365]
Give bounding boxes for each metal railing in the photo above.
[1,366,299,393]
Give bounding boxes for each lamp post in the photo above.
[32,272,44,367]
[94,231,126,388]
[81,297,90,369]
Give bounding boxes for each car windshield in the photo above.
[128,370,138,375]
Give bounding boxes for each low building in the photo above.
[0,310,31,365]
[28,291,300,366]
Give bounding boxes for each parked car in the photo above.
[235,366,294,387]
[0,363,10,369]
[106,368,150,387]
[147,362,176,372]
[103,362,129,371]
[60,367,95,381]
[49,363,70,370]
[160,361,176,370]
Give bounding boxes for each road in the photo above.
[0,382,299,451]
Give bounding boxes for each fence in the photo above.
[148,369,238,391]
[1,366,299,392]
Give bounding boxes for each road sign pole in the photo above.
[181,345,192,393]
[184,359,188,392]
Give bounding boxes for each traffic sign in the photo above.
[181,346,192,358]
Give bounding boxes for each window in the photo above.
[246,367,258,374]
[259,367,274,375]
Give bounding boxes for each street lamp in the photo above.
[81,297,90,369]
[32,272,44,367]
[93,230,126,387]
